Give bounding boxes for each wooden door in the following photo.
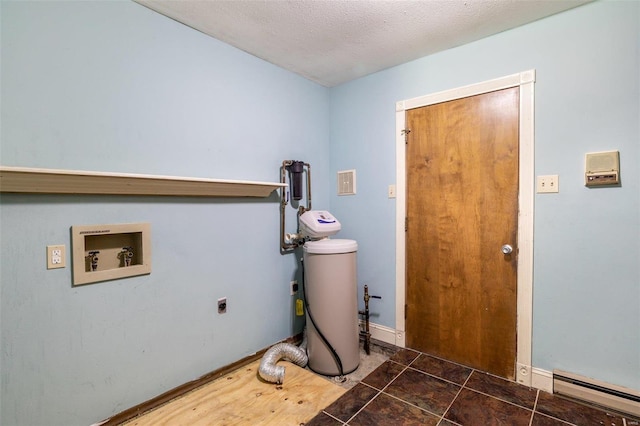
[405,88,519,379]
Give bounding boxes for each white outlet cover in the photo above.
[47,244,66,269]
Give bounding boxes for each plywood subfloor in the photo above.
[122,359,346,425]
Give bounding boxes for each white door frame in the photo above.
[394,70,535,386]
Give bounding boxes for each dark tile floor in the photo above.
[306,348,640,426]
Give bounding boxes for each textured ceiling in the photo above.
[135,0,590,87]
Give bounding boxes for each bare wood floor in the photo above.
[122,359,346,425]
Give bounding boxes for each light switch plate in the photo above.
[47,244,66,269]
[537,175,559,193]
[388,184,396,198]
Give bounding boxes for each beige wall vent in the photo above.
[585,150,620,186]
[337,170,356,196]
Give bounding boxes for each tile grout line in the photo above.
[528,389,540,426]
[530,391,583,426]
[415,350,475,370]
[341,354,421,425]
[341,386,383,423]
[318,410,346,425]
[385,353,465,423]
[438,367,475,424]
[397,352,540,423]
[378,388,446,420]
[313,350,406,424]
[465,385,574,426]
[317,348,403,425]
[403,363,470,387]
[317,346,413,424]
[390,352,472,390]
[462,385,537,413]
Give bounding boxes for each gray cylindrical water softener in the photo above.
[303,238,359,376]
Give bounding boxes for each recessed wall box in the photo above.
[71,222,151,285]
[585,150,620,187]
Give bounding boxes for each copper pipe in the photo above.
[359,285,381,355]
[280,160,297,252]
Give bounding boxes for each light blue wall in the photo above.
[2,1,639,425]
[0,1,328,425]
[329,0,639,390]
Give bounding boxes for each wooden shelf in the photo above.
[0,166,286,198]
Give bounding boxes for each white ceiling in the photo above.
[135,0,590,87]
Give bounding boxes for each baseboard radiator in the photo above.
[553,370,640,418]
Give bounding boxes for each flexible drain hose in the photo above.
[301,257,345,377]
[258,343,308,384]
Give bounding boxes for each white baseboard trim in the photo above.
[532,367,553,393]
[359,320,397,346]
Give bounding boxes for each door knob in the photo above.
[501,244,513,255]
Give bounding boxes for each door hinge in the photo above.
[405,304,408,319]
[401,128,411,144]
[405,217,408,232]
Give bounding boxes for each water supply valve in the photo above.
[119,246,134,267]
[284,233,305,246]
[359,285,382,355]
[88,251,100,271]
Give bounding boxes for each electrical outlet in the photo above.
[47,245,66,269]
[290,280,298,296]
[536,175,559,193]
[217,297,227,314]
